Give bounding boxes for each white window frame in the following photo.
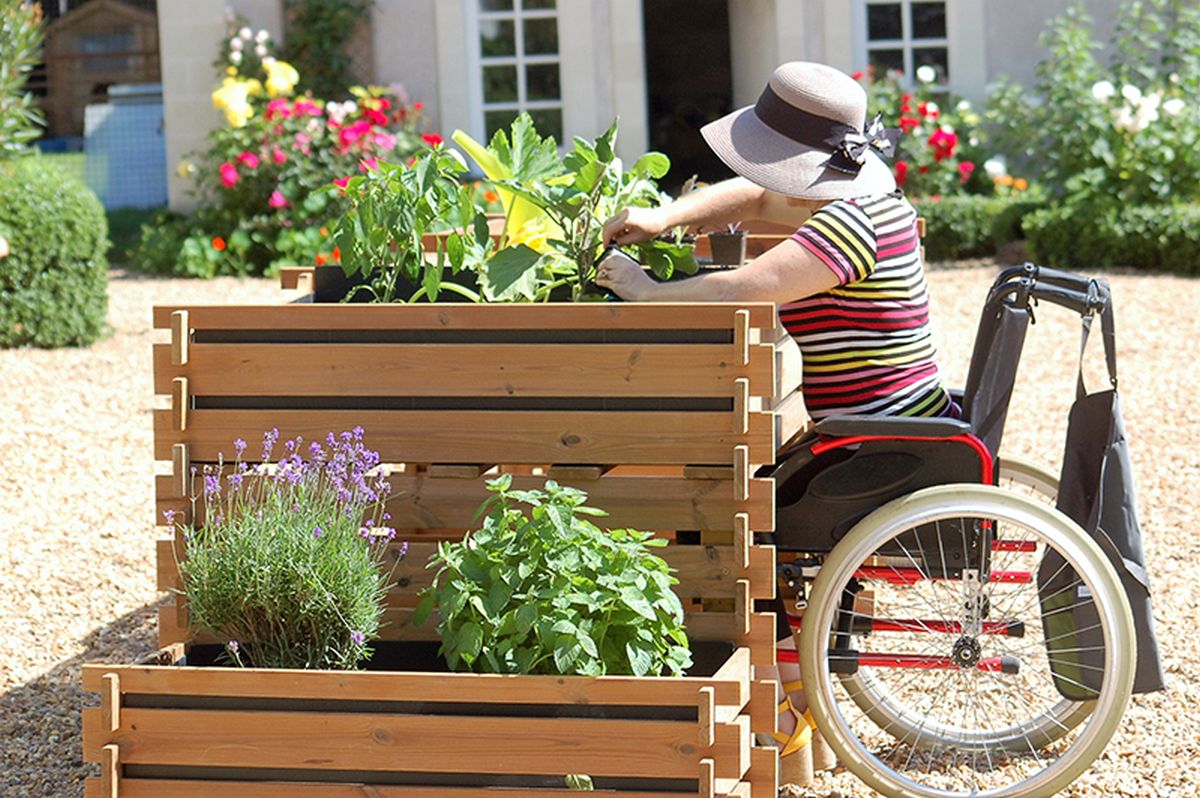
[852,0,950,88]
[464,0,564,142]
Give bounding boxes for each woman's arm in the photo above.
[602,177,767,246]
[596,239,840,303]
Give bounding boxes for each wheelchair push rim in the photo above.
[799,484,1135,798]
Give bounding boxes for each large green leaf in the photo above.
[481,244,541,301]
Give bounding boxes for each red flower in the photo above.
[338,120,371,150]
[413,101,424,112]
[851,70,864,80]
[364,107,388,126]
[236,151,260,169]
[359,155,379,172]
[268,189,289,209]
[332,246,341,263]
[927,127,958,162]
[957,161,976,184]
[333,176,351,188]
[272,147,287,165]
[422,132,444,147]
[900,93,913,114]
[917,101,940,120]
[211,236,226,251]
[315,252,328,266]
[293,99,322,117]
[899,115,920,133]
[918,165,930,174]
[219,162,238,189]
[894,160,909,186]
[264,98,291,121]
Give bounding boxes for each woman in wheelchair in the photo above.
[598,61,958,776]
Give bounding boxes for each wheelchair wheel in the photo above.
[839,458,1090,749]
[799,484,1134,798]
[997,456,1060,504]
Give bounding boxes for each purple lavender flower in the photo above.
[398,540,410,558]
[313,525,324,538]
[233,438,247,457]
[228,472,244,489]
[162,509,178,525]
[203,473,221,498]
[262,427,280,459]
[226,640,239,654]
[350,630,366,646]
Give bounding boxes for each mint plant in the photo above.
[415,476,692,677]
[174,427,402,669]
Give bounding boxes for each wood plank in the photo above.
[152,409,777,465]
[86,781,740,798]
[83,650,751,710]
[279,266,314,290]
[156,474,776,533]
[747,746,779,798]
[152,304,778,332]
[83,708,749,780]
[156,540,778,603]
[772,390,810,451]
[152,342,776,398]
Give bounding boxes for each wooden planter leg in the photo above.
[101,744,120,798]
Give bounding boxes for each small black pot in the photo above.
[708,231,747,266]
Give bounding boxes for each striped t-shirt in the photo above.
[779,193,958,420]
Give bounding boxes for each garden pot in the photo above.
[708,232,748,266]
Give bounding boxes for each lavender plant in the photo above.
[171,427,403,670]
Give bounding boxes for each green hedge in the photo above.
[1024,203,1200,275]
[0,157,109,347]
[910,195,1044,262]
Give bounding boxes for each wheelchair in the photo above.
[765,264,1136,798]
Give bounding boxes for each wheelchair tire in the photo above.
[839,458,1092,749]
[799,484,1134,798]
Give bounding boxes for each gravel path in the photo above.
[1,263,1197,797]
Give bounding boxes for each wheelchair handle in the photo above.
[1028,281,1106,316]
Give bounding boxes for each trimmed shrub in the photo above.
[0,157,109,347]
[911,195,1042,262]
[1024,202,1200,274]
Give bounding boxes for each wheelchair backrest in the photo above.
[960,285,1032,455]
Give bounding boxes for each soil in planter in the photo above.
[313,266,481,304]
[184,639,735,679]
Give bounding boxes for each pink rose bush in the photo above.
[136,21,442,278]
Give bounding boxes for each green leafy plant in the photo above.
[415,476,693,677]
[0,0,45,158]
[0,157,108,348]
[328,146,490,302]
[281,0,374,100]
[176,427,402,670]
[467,114,697,301]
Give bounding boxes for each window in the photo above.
[860,0,948,85]
[470,0,563,142]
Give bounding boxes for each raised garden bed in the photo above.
[83,299,805,797]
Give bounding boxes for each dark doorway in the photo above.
[641,0,735,193]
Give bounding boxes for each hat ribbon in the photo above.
[754,86,901,176]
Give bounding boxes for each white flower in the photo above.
[916,65,937,84]
[1112,105,1137,132]
[955,99,972,113]
[1141,91,1161,111]
[1133,104,1158,130]
[261,55,276,67]
[255,43,267,57]
[229,36,243,50]
[925,101,939,115]
[229,50,242,65]
[1091,80,1115,101]
[1170,72,1180,84]
[1121,84,1142,103]
[238,26,252,40]
[255,29,270,43]
[983,158,1007,180]
[968,135,980,147]
[1163,98,1185,116]
[940,123,955,134]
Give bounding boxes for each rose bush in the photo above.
[133,21,440,277]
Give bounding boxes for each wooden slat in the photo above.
[749,680,778,736]
[152,342,776,398]
[152,303,778,332]
[279,266,314,290]
[747,746,779,798]
[156,473,777,533]
[773,390,809,450]
[83,708,749,780]
[152,409,776,465]
[84,650,750,711]
[86,781,746,798]
[157,539,777,602]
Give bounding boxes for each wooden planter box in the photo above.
[83,300,805,797]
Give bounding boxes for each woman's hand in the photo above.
[595,249,657,301]
[601,207,669,246]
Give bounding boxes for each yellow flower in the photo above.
[508,217,550,253]
[1013,178,1028,191]
[995,174,1014,187]
[264,59,300,98]
[176,160,196,178]
[212,77,262,128]
[226,66,237,76]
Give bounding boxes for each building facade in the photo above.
[160,0,1122,209]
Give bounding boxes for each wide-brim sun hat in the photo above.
[701,61,899,200]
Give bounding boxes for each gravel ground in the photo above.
[1,262,1197,797]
